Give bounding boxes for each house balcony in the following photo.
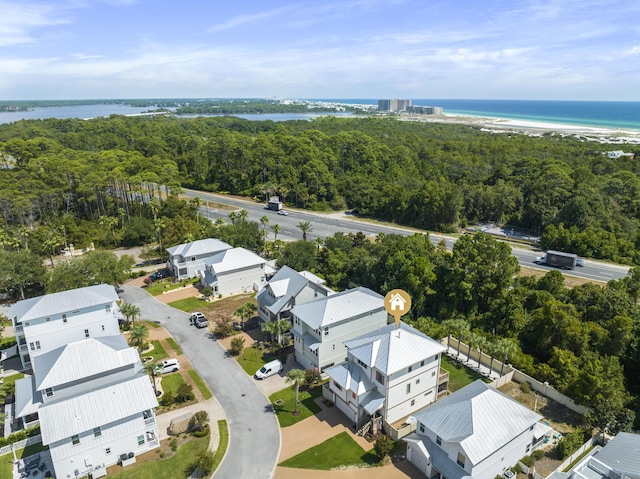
[437,368,449,398]
[144,417,156,427]
[14,324,23,333]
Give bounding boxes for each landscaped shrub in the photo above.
[532,449,545,461]
[195,450,215,476]
[175,383,195,403]
[304,368,321,389]
[160,390,174,406]
[169,438,178,452]
[213,316,234,338]
[521,455,536,467]
[189,411,210,432]
[0,425,40,447]
[230,336,245,356]
[374,435,395,461]
[556,429,591,459]
[519,381,532,393]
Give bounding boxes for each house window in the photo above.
[421,360,425,367]
[45,317,50,322]
[375,371,385,385]
[24,321,30,326]
[102,325,105,331]
[457,452,466,468]
[85,329,90,338]
[419,424,425,433]
[411,399,415,406]
[432,371,436,377]
[526,444,531,453]
[332,344,335,350]
[105,447,111,455]
[105,304,111,313]
[29,341,41,351]
[44,388,54,398]
[416,378,420,385]
[191,257,196,261]
[357,359,367,369]
[406,384,411,394]
[62,314,67,323]
[71,435,80,446]
[333,381,343,391]
[436,436,442,446]
[137,435,145,446]
[93,427,102,437]
[408,365,412,373]
[352,392,356,399]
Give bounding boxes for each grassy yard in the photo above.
[145,278,199,297]
[143,340,169,362]
[1,372,25,389]
[160,373,186,396]
[270,385,323,427]
[0,337,17,348]
[236,346,278,376]
[279,431,377,470]
[0,443,48,478]
[108,435,209,479]
[165,337,183,355]
[168,297,208,312]
[212,420,228,470]
[187,370,212,399]
[441,355,489,392]
[144,320,161,329]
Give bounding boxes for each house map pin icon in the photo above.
[384,289,411,328]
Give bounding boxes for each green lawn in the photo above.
[270,385,323,427]
[279,431,377,469]
[161,373,186,396]
[166,337,183,355]
[144,320,161,329]
[147,340,168,362]
[0,336,17,348]
[168,297,208,312]
[441,355,489,392]
[1,372,25,388]
[109,434,209,479]
[145,278,199,297]
[237,346,278,376]
[187,370,212,399]
[212,420,229,470]
[0,443,48,478]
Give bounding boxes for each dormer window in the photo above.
[44,388,54,398]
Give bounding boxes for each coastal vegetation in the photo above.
[0,113,639,428]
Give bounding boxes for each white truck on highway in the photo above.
[535,250,584,270]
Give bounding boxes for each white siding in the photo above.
[385,356,440,424]
[216,265,265,295]
[465,427,536,479]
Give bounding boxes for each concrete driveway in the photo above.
[119,284,281,479]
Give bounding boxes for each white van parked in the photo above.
[155,358,180,374]
[254,359,283,380]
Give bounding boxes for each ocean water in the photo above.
[312,99,640,131]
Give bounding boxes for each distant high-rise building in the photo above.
[378,99,412,112]
[378,99,391,111]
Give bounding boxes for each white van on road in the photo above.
[254,359,283,380]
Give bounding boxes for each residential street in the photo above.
[119,284,281,479]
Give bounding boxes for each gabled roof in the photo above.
[290,287,383,329]
[39,374,158,444]
[593,432,640,477]
[15,376,42,419]
[206,247,265,274]
[299,271,326,285]
[166,238,232,258]
[345,322,446,375]
[325,361,376,396]
[412,380,542,465]
[256,265,313,315]
[33,336,139,390]
[8,284,119,323]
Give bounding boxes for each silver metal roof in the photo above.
[39,373,158,444]
[412,380,542,465]
[33,336,139,390]
[325,361,376,396]
[166,238,231,258]
[9,284,119,322]
[345,322,446,375]
[15,375,41,419]
[206,247,265,274]
[593,432,640,477]
[290,287,383,329]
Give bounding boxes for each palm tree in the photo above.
[271,223,281,241]
[190,196,202,224]
[475,335,488,369]
[42,234,64,267]
[228,211,237,225]
[129,323,149,352]
[238,209,249,222]
[297,221,313,240]
[495,337,518,376]
[234,301,257,331]
[314,237,324,251]
[154,217,165,260]
[263,319,291,346]
[143,359,159,396]
[286,369,306,416]
[119,302,140,324]
[442,318,469,357]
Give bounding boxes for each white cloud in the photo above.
[0,2,70,47]
[207,6,294,33]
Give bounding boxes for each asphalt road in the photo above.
[119,284,280,479]
[184,189,629,283]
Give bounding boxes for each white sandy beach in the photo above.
[400,113,640,145]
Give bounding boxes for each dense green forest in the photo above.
[1,114,639,262]
[0,113,639,429]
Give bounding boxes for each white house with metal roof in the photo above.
[290,287,388,372]
[404,380,548,479]
[256,265,334,326]
[166,237,232,279]
[548,432,640,479]
[324,322,447,433]
[200,247,267,295]
[14,336,159,479]
[9,283,123,371]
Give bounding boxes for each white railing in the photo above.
[0,435,42,457]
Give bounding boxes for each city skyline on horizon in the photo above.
[2,0,640,102]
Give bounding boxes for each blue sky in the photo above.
[1,0,640,101]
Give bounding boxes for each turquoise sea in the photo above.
[312,99,640,131]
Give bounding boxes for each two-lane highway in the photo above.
[184,189,628,283]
